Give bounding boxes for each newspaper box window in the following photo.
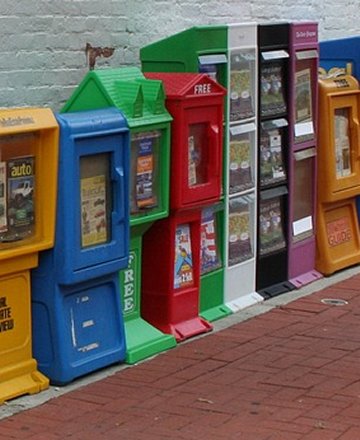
[80,154,112,248]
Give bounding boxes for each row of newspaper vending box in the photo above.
[0,24,360,404]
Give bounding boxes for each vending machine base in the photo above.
[289,239,323,287]
[0,265,49,403]
[124,319,176,364]
[200,268,232,322]
[258,282,295,300]
[159,316,213,343]
[256,249,296,299]
[226,294,264,313]
[32,272,126,386]
[142,287,213,342]
[0,361,49,404]
[225,263,263,313]
[289,270,323,289]
[121,235,176,365]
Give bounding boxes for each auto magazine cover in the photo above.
[6,156,35,240]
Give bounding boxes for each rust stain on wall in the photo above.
[85,43,115,70]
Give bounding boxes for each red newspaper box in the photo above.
[142,208,212,341]
[144,73,225,210]
[140,73,225,340]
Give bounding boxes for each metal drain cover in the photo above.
[321,298,348,306]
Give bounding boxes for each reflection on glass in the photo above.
[200,207,221,275]
[259,196,286,256]
[260,61,286,117]
[80,153,111,249]
[228,197,253,266]
[188,124,208,187]
[199,64,219,82]
[295,60,314,142]
[334,108,351,178]
[130,130,160,214]
[259,127,286,187]
[0,133,37,244]
[230,49,256,121]
[293,157,313,241]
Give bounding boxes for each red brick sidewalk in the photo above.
[1,274,360,439]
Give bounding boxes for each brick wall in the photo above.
[0,0,357,110]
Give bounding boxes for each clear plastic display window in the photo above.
[258,196,286,256]
[188,123,209,187]
[229,49,256,122]
[334,108,351,179]
[228,195,254,266]
[0,132,37,245]
[294,58,315,143]
[229,128,255,194]
[174,223,194,289]
[259,126,287,187]
[200,206,222,275]
[130,130,160,214]
[80,153,111,249]
[292,155,313,242]
[260,61,287,118]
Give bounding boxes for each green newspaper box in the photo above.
[62,67,176,363]
[141,24,262,318]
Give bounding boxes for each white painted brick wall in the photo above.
[0,0,357,110]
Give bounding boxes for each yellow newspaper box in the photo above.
[316,74,360,274]
[0,108,58,403]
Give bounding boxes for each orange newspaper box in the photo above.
[316,74,360,274]
[0,108,58,403]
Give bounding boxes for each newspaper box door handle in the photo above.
[352,106,360,160]
[209,124,220,177]
[114,166,125,222]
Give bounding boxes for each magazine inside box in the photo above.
[0,132,37,247]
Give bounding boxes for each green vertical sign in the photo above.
[121,250,137,318]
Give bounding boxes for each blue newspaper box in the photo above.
[320,36,360,78]
[31,108,130,385]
